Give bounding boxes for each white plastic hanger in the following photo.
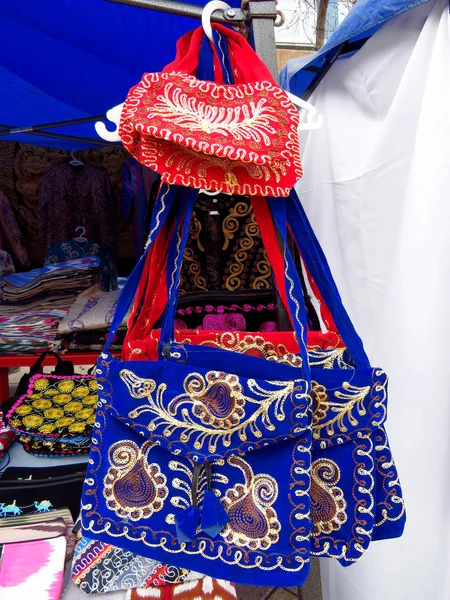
[286,92,323,131]
[202,0,231,41]
[74,226,87,243]
[95,104,123,143]
[95,1,322,142]
[200,0,322,130]
[69,150,84,166]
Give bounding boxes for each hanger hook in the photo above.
[202,1,232,42]
[95,103,123,143]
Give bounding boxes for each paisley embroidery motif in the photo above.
[310,458,347,536]
[221,456,280,550]
[103,440,168,521]
[170,372,246,429]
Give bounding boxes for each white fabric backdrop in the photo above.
[295,1,450,598]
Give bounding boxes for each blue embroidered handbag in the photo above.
[282,197,406,563]
[82,185,313,587]
[80,184,405,586]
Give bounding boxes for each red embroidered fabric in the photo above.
[124,329,340,362]
[123,196,343,362]
[119,25,302,197]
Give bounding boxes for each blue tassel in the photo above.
[174,505,201,543]
[201,490,230,538]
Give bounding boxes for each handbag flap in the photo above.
[312,367,388,450]
[105,352,311,463]
[119,73,302,198]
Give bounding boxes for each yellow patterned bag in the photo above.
[7,374,98,456]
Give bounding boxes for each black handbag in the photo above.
[0,464,86,520]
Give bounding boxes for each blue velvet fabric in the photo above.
[81,186,405,584]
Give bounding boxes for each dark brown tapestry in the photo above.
[0,141,133,264]
[0,142,273,292]
[180,194,273,294]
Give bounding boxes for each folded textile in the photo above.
[72,536,203,594]
[58,285,129,334]
[0,310,67,353]
[0,258,100,304]
[45,240,117,292]
[0,535,66,600]
[0,257,100,353]
[0,516,66,544]
[64,329,126,352]
[61,563,127,600]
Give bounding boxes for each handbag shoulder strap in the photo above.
[158,191,309,361]
[163,25,275,84]
[103,184,178,355]
[29,350,73,377]
[284,191,370,368]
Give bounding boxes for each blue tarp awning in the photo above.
[280,0,432,97]
[0,0,240,149]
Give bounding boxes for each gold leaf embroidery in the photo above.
[311,380,370,440]
[148,82,280,145]
[120,369,306,453]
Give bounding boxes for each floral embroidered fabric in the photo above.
[44,240,117,292]
[58,286,129,335]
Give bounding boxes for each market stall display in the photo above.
[0,1,421,600]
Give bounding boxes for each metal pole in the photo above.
[0,115,105,137]
[0,124,117,146]
[107,0,245,22]
[246,1,279,81]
